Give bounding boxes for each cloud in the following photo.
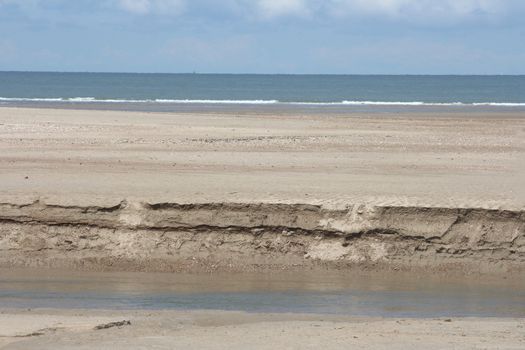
[326,0,506,20]
[115,0,185,15]
[0,0,521,23]
[254,0,310,18]
[233,0,512,21]
[117,0,150,14]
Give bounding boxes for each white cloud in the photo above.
[0,0,518,22]
[117,0,150,14]
[115,0,185,15]
[254,0,310,18]
[231,0,510,20]
[326,0,506,19]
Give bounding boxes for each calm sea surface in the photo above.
[1,72,524,113]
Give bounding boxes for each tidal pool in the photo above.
[1,268,524,318]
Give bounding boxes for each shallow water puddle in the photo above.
[1,268,524,318]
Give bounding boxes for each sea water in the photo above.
[1,72,524,113]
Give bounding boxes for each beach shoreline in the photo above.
[4,100,525,115]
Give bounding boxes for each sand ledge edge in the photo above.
[1,199,523,274]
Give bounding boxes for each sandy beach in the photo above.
[1,107,524,348]
[0,308,523,350]
[0,107,524,272]
[1,107,524,208]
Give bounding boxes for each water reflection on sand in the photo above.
[1,268,524,318]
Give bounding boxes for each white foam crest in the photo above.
[0,97,279,104]
[0,97,524,107]
[154,99,279,104]
[0,97,65,102]
[293,101,525,106]
[471,102,525,107]
[67,97,97,102]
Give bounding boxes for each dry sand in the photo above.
[0,107,523,208]
[1,309,524,350]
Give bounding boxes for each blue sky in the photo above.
[0,0,524,74]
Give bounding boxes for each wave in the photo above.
[155,99,279,104]
[342,101,525,107]
[0,97,279,104]
[0,97,524,107]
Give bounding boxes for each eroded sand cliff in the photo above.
[1,200,523,273]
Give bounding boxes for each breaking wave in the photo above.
[0,97,524,107]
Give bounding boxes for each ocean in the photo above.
[1,72,524,112]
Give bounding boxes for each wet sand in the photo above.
[0,268,522,349]
[0,267,523,349]
[1,308,524,349]
[0,269,525,350]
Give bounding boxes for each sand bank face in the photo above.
[1,309,524,350]
[0,108,524,273]
[0,201,523,273]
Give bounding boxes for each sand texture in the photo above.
[0,201,523,273]
[0,107,524,273]
[1,107,523,208]
[1,309,524,349]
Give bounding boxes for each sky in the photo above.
[0,0,524,74]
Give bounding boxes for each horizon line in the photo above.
[1,70,524,77]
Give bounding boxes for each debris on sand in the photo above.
[94,320,131,330]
